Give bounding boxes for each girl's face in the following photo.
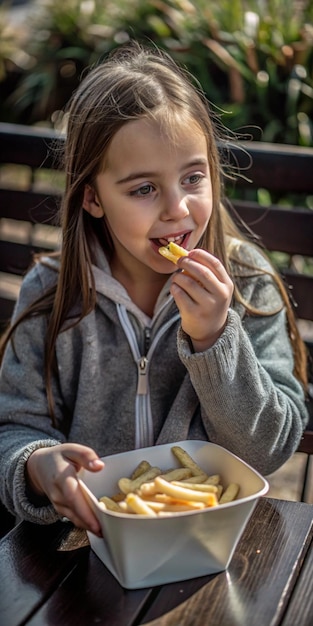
[83,116,213,283]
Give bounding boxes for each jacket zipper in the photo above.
[117,303,180,448]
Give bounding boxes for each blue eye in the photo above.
[131,184,154,197]
[186,174,201,184]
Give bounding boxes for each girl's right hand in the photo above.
[26,443,105,536]
[170,248,234,352]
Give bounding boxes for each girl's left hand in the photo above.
[170,249,234,352]
[26,443,105,536]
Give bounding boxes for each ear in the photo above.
[82,185,104,218]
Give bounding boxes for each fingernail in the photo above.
[89,459,104,469]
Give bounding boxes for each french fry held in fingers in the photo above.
[158,241,189,264]
[98,445,241,516]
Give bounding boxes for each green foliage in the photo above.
[0,0,313,146]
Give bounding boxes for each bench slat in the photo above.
[282,273,313,321]
[0,298,16,329]
[229,142,313,193]
[0,189,60,224]
[298,432,313,455]
[0,123,58,169]
[0,241,54,275]
[232,201,313,256]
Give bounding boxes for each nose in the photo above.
[160,190,189,221]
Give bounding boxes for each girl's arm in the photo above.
[177,268,308,475]
[0,265,103,530]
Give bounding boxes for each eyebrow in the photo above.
[116,172,155,185]
[116,158,208,185]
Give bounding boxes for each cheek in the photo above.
[194,196,213,225]
[104,210,146,244]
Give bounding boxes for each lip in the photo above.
[151,231,191,254]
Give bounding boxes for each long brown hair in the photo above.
[0,41,307,421]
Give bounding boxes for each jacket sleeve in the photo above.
[0,265,66,524]
[177,265,308,476]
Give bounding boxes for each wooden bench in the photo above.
[225,140,313,502]
[225,140,313,459]
[0,122,312,512]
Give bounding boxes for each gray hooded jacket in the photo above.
[0,241,308,524]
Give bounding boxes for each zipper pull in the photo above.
[137,356,148,394]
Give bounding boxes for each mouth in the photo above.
[152,233,188,249]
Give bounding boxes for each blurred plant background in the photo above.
[0,0,313,146]
[0,0,312,294]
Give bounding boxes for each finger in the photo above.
[180,250,231,284]
[55,476,102,536]
[58,505,102,537]
[171,273,207,303]
[175,261,233,301]
[61,443,105,473]
[172,267,221,300]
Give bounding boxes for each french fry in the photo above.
[148,493,179,503]
[125,493,157,516]
[99,496,123,512]
[204,475,221,486]
[118,467,161,494]
[118,501,135,513]
[138,470,195,498]
[158,242,189,265]
[153,476,218,506]
[145,500,206,512]
[171,446,206,476]
[216,485,224,500]
[180,474,208,484]
[131,460,151,480]
[159,468,193,481]
[141,492,211,508]
[219,483,240,504]
[171,481,218,494]
[111,492,126,502]
[137,481,160,497]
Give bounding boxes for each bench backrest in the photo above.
[227,141,313,322]
[226,141,313,455]
[0,122,312,453]
[0,123,61,321]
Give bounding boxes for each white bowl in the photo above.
[78,440,268,589]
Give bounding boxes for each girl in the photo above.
[0,42,308,536]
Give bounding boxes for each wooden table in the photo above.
[0,498,312,626]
